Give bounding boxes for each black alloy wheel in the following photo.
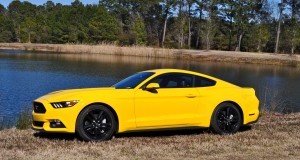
[76,105,116,141]
[210,102,242,134]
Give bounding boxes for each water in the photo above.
[0,50,300,120]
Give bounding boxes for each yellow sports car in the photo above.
[32,69,259,141]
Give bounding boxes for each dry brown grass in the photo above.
[0,43,299,66]
[0,113,299,160]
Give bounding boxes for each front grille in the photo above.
[33,121,44,127]
[33,102,46,113]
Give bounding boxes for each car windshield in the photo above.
[113,72,155,89]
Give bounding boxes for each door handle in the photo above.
[186,94,196,98]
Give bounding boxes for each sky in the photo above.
[0,0,99,8]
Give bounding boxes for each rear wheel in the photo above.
[210,102,242,134]
[76,105,116,141]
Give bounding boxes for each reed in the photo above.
[0,117,5,130]
[15,108,32,130]
[0,108,32,131]
[0,43,177,58]
[259,85,296,113]
[0,117,12,131]
[0,43,299,67]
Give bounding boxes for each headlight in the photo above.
[51,100,79,109]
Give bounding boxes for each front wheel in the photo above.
[210,102,242,134]
[76,105,117,141]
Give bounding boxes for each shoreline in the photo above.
[0,43,300,67]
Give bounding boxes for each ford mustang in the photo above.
[32,69,259,141]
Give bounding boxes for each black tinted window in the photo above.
[194,76,216,87]
[113,72,154,89]
[146,73,193,88]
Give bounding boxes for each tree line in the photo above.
[0,0,299,54]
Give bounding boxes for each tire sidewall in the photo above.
[211,103,242,134]
[76,105,116,141]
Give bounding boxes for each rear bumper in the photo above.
[243,93,260,125]
[245,112,260,125]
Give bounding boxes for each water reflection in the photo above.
[0,51,299,120]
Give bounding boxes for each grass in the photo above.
[0,113,299,159]
[0,117,12,131]
[0,89,299,159]
[15,109,32,130]
[0,117,8,130]
[0,108,32,131]
[0,43,300,67]
[0,100,299,159]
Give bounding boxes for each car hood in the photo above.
[36,87,116,102]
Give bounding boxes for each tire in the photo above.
[76,105,117,141]
[210,102,242,134]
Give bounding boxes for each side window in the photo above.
[147,73,194,88]
[194,76,216,87]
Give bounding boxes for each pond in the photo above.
[0,50,300,120]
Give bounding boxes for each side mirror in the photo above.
[144,83,160,90]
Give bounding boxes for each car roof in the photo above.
[143,68,239,88]
[145,68,195,74]
[144,69,211,78]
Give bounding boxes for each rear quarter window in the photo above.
[194,76,216,87]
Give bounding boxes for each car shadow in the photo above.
[33,132,78,141]
[33,125,252,141]
[115,128,210,138]
[239,125,252,132]
[115,125,252,138]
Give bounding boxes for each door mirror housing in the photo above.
[144,83,160,90]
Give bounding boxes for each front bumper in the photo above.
[32,99,80,133]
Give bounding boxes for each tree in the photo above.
[0,11,14,42]
[252,0,272,52]
[161,0,176,48]
[8,0,23,42]
[286,0,300,54]
[186,0,195,48]
[255,23,270,52]
[275,0,285,53]
[0,3,5,14]
[21,17,37,43]
[218,0,237,51]
[44,0,55,11]
[201,0,218,50]
[130,15,147,45]
[194,0,204,49]
[234,0,257,51]
[142,2,162,46]
[1,0,299,54]
[88,7,120,43]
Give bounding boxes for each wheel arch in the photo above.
[209,100,244,134]
[219,101,244,124]
[76,102,119,133]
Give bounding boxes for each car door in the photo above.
[134,73,199,128]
